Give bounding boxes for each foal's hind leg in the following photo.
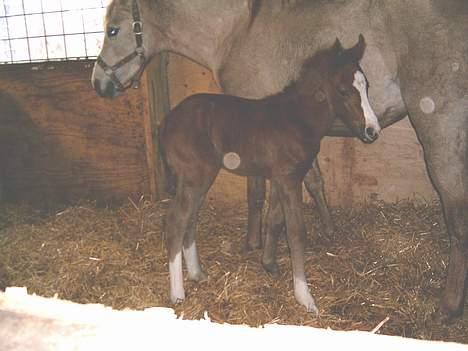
[183,192,208,283]
[166,178,214,303]
[303,160,335,236]
[273,176,318,313]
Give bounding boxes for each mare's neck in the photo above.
[146,0,251,71]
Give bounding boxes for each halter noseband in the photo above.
[96,0,146,91]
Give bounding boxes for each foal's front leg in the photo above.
[262,184,285,276]
[246,176,266,250]
[273,176,318,314]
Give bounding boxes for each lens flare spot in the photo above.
[223,152,241,170]
[420,97,435,114]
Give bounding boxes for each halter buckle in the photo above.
[135,46,144,56]
[133,21,143,35]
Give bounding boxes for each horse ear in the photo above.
[348,34,366,62]
[332,37,344,53]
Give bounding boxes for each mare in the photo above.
[159,36,379,312]
[91,0,468,320]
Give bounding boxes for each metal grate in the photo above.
[0,0,112,64]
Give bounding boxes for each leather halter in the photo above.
[96,0,145,91]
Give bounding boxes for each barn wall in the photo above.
[0,61,154,205]
[166,54,438,207]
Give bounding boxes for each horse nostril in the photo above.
[365,127,378,141]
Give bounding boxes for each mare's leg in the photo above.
[303,160,335,236]
[273,176,318,313]
[399,62,467,320]
[262,183,285,276]
[407,99,467,320]
[246,176,266,250]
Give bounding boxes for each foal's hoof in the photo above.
[189,270,208,283]
[304,301,319,315]
[263,262,280,278]
[438,301,463,324]
[321,221,336,238]
[170,294,185,305]
[244,240,262,252]
[296,293,319,315]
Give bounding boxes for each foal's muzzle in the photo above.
[363,126,379,143]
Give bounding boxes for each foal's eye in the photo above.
[338,84,349,96]
[107,27,120,38]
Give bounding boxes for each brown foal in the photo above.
[160,35,380,312]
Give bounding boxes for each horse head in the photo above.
[328,35,380,143]
[91,0,163,98]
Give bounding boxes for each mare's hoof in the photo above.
[189,270,208,283]
[263,262,280,277]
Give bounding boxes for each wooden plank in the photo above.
[0,61,152,205]
[145,53,173,199]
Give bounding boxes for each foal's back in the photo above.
[160,92,320,179]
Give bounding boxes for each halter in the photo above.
[96,0,146,91]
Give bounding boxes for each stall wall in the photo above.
[0,61,153,205]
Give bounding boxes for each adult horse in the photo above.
[92,0,468,321]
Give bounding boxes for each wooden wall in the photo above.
[0,56,438,207]
[0,61,154,205]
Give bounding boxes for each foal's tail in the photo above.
[157,125,177,197]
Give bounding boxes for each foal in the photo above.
[160,35,380,312]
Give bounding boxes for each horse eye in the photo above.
[338,84,348,96]
[107,27,120,38]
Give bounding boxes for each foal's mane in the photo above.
[277,44,337,97]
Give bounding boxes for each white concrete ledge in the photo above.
[0,287,466,351]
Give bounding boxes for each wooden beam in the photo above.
[144,53,174,200]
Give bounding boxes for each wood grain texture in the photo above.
[0,61,152,205]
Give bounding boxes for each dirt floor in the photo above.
[0,194,467,343]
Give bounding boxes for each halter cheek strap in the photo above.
[97,0,146,91]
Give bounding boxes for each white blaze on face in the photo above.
[353,70,381,134]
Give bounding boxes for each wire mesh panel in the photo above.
[0,0,112,64]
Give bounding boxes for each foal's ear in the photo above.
[332,37,344,53]
[347,34,366,62]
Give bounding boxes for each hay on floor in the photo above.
[0,197,466,343]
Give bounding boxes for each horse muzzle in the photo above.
[362,126,380,143]
[93,77,119,98]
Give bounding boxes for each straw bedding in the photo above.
[0,196,466,343]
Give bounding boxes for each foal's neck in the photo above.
[269,79,335,137]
